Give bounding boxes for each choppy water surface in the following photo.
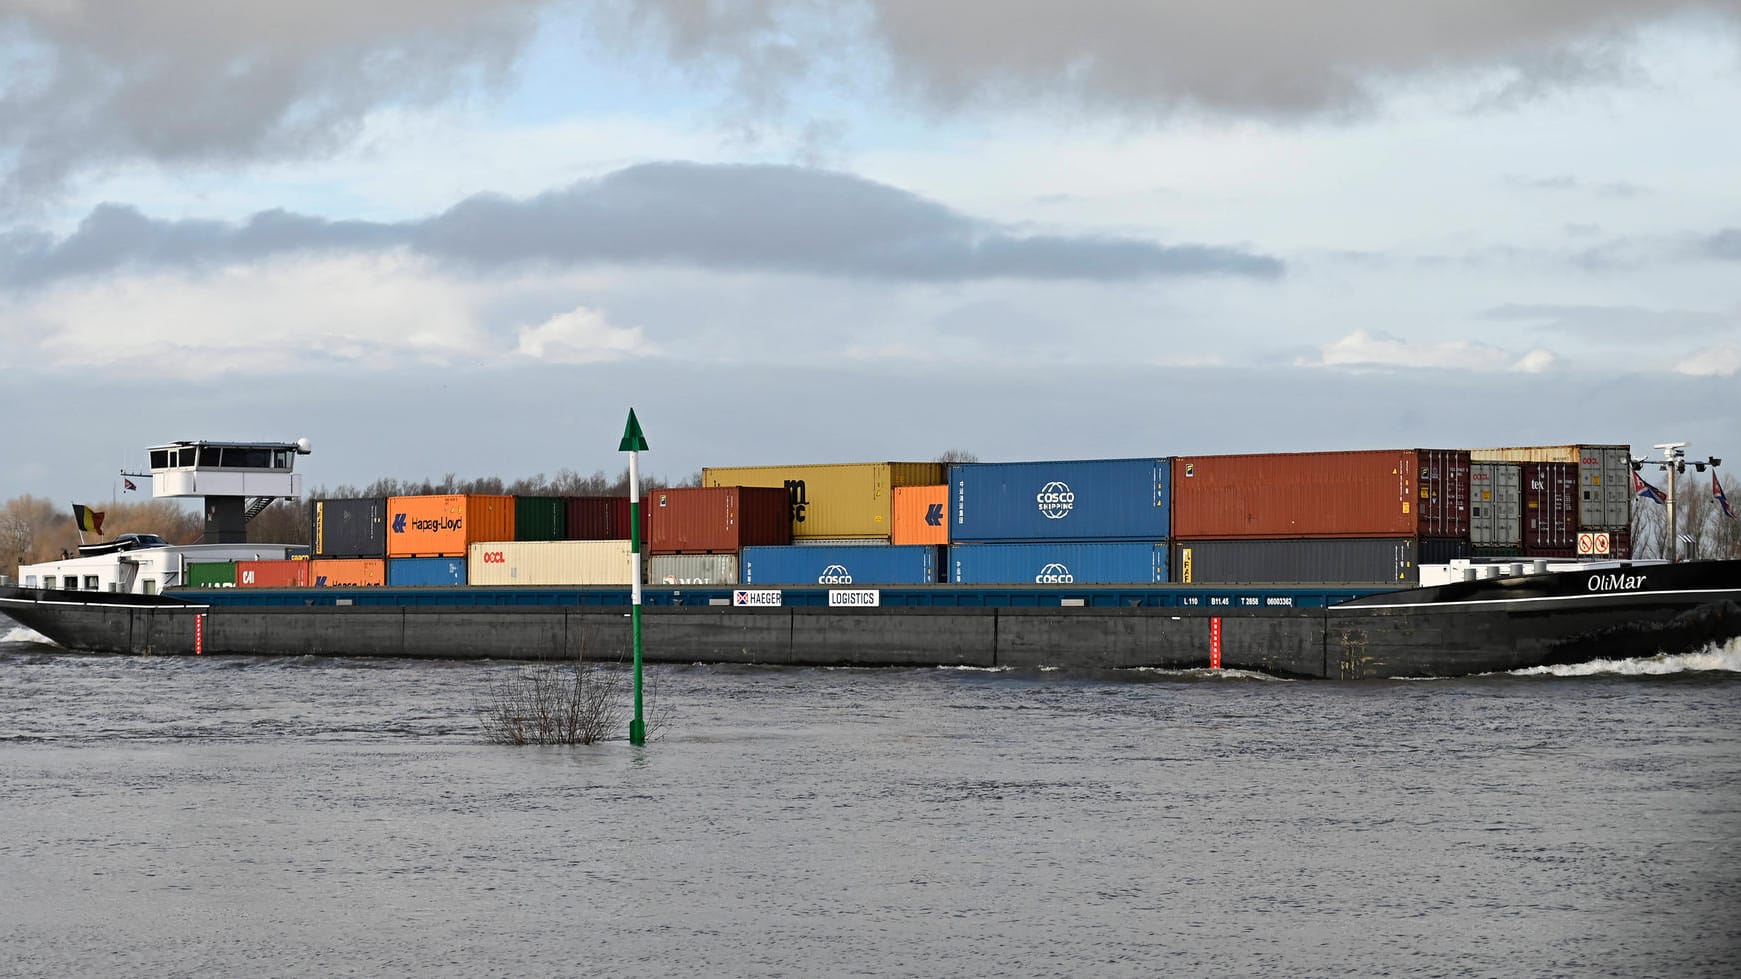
[3,619,1739,978]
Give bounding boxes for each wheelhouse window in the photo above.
[41,576,54,588]
[150,449,170,468]
[142,580,157,595]
[84,575,100,590]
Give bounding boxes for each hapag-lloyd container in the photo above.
[1470,462,1522,548]
[310,558,385,587]
[949,459,1171,542]
[647,553,739,585]
[1171,449,1471,539]
[740,544,939,585]
[387,556,468,586]
[648,486,791,554]
[564,496,649,542]
[310,498,388,558]
[702,462,944,539]
[387,494,515,558]
[948,542,1169,585]
[1470,444,1632,530]
[468,540,633,585]
[236,560,308,588]
[1173,538,1461,585]
[1523,462,1578,551]
[892,485,949,546]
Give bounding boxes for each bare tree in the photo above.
[935,449,978,465]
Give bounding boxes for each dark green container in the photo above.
[514,496,567,541]
[185,561,237,588]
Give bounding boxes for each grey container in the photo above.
[309,498,388,559]
[1470,462,1522,547]
[647,554,739,586]
[1174,538,1425,586]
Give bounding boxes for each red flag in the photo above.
[123,478,138,492]
[72,504,105,534]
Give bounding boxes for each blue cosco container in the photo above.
[741,545,938,585]
[386,557,468,586]
[949,542,1170,584]
[950,458,1171,542]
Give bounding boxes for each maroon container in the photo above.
[1522,462,1577,551]
[649,486,792,554]
[1171,449,1470,539]
[564,496,650,541]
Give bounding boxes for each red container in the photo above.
[564,496,650,541]
[236,560,309,588]
[1522,462,1577,551]
[1171,449,1471,539]
[648,486,792,554]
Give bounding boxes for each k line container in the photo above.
[948,542,1169,585]
[1171,449,1471,539]
[1470,445,1632,530]
[740,544,939,585]
[309,498,387,558]
[185,562,236,588]
[648,486,791,554]
[1522,462,1578,551]
[514,496,566,541]
[647,553,740,586]
[310,558,385,587]
[236,560,308,588]
[1469,462,1522,548]
[387,556,468,587]
[1173,538,1436,585]
[467,540,632,586]
[702,462,945,539]
[949,458,1171,542]
[892,485,949,546]
[564,496,647,541]
[387,494,515,558]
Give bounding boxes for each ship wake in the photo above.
[1510,637,1741,678]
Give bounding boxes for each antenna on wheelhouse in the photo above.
[145,439,311,544]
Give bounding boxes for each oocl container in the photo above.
[1173,538,1433,585]
[949,458,1170,542]
[1522,462,1578,551]
[236,560,308,588]
[1470,445,1632,530]
[648,486,791,554]
[740,544,939,585]
[892,485,949,546]
[309,498,388,558]
[1470,462,1522,548]
[648,553,739,586]
[310,558,385,587]
[468,540,633,586]
[948,542,1168,585]
[1171,449,1471,539]
[387,557,468,586]
[701,462,944,539]
[387,494,515,558]
[514,496,566,542]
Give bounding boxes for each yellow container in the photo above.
[892,485,949,545]
[701,462,944,539]
[468,540,633,586]
[387,494,516,558]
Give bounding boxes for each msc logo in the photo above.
[481,551,506,564]
[1036,481,1075,519]
[1035,563,1074,583]
[817,564,853,584]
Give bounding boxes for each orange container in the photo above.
[309,558,385,587]
[387,494,516,557]
[892,485,949,545]
[236,560,309,588]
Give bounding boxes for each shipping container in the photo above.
[310,558,385,587]
[1173,538,1426,585]
[514,496,566,541]
[1522,462,1578,551]
[1470,445,1632,530]
[309,498,388,558]
[1469,462,1522,548]
[648,486,791,554]
[892,485,949,546]
[1526,528,1633,560]
[185,561,236,588]
[948,542,1169,585]
[1171,449,1471,539]
[701,462,944,539]
[740,544,939,585]
[467,540,633,586]
[387,557,468,587]
[563,496,649,541]
[647,553,739,586]
[949,458,1171,542]
[386,494,515,557]
[236,560,308,588]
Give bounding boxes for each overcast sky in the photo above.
[2,1,1739,506]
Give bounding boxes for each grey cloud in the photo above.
[1706,229,1741,259]
[1484,303,1735,339]
[0,163,1283,287]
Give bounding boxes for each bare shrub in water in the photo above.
[478,659,665,745]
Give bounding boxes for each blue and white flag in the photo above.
[1716,471,1736,519]
[1633,471,1667,505]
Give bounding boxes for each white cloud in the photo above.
[1511,349,1559,373]
[1301,329,1530,372]
[516,306,657,363]
[1675,346,1741,376]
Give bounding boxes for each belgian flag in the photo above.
[72,503,105,535]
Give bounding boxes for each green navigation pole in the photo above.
[620,408,650,745]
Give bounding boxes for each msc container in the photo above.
[236,560,308,588]
[949,458,1171,542]
[1171,449,1471,539]
[1469,462,1522,548]
[892,485,949,546]
[387,557,468,587]
[740,544,939,585]
[514,496,566,541]
[309,498,388,558]
[1470,445,1633,530]
[948,542,1169,585]
[387,494,515,557]
[1522,462,1578,551]
[701,462,945,539]
[647,553,739,586]
[648,486,791,554]
[310,558,385,587]
[185,562,236,588]
[467,540,632,586]
[1173,538,1429,585]
[564,496,648,541]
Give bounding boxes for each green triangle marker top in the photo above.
[619,408,649,452]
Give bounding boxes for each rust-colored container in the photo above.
[387,494,515,557]
[236,560,309,588]
[564,496,649,542]
[1171,449,1471,539]
[892,485,949,545]
[648,486,792,554]
[309,558,385,587]
[1522,462,1578,551]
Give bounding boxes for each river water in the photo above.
[3,618,1739,978]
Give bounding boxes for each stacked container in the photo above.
[310,558,385,587]
[701,462,944,540]
[892,486,949,546]
[387,494,515,558]
[564,496,648,542]
[309,498,388,558]
[741,544,938,585]
[237,560,309,588]
[1469,462,1523,556]
[648,487,791,556]
[468,541,632,586]
[1470,445,1633,557]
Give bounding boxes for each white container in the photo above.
[647,554,739,585]
[468,540,631,586]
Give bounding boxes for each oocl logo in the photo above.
[482,551,506,564]
[1036,481,1075,519]
[1035,563,1074,583]
[817,564,853,584]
